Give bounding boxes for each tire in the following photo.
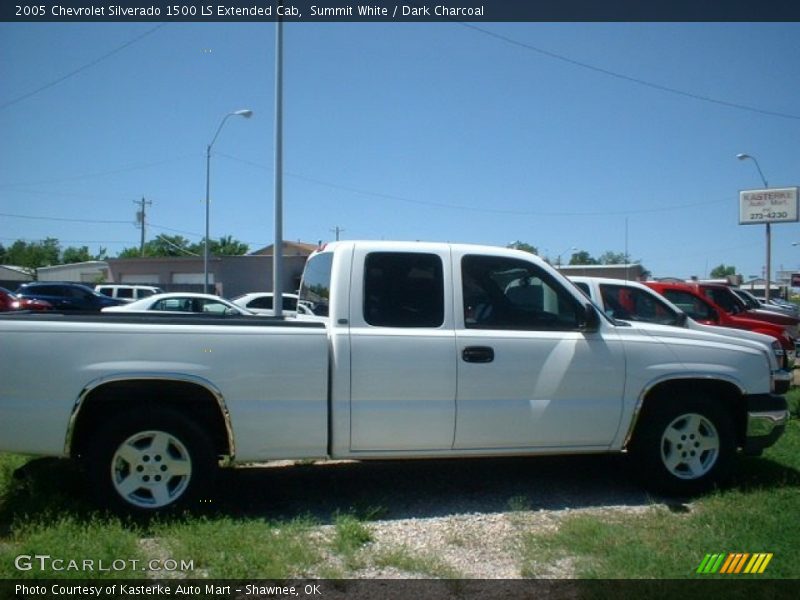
[630,392,735,496]
[85,408,217,515]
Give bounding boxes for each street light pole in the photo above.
[204,109,253,294]
[737,153,771,300]
[273,19,284,318]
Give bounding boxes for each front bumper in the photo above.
[744,393,790,456]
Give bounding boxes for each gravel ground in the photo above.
[313,505,659,579]
[216,455,668,579]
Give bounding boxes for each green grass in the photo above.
[517,415,800,579]
[150,516,323,579]
[329,513,373,571]
[372,547,462,579]
[1,390,799,580]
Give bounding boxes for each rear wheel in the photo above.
[630,392,735,495]
[86,408,216,514]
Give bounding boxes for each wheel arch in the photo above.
[623,376,747,451]
[66,374,235,461]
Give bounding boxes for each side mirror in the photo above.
[581,303,601,332]
[675,312,688,327]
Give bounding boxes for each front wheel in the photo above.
[85,408,217,514]
[630,393,735,495]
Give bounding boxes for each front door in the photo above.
[454,252,625,450]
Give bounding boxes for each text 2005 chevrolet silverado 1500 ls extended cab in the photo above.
[0,241,790,513]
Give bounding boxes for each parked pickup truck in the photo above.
[644,281,796,360]
[0,242,790,514]
[569,276,794,371]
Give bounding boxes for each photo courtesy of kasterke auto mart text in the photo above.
[0,242,790,514]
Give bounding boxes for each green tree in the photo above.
[118,235,249,258]
[569,250,599,266]
[598,251,629,265]
[118,235,196,258]
[710,264,737,278]
[62,246,94,264]
[506,241,538,255]
[190,235,249,257]
[2,238,60,269]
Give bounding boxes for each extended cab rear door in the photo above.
[347,246,457,451]
[453,250,625,449]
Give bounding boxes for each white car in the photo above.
[101,292,252,316]
[95,284,163,303]
[231,292,314,316]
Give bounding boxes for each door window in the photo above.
[461,255,581,330]
[661,290,717,321]
[599,283,679,325]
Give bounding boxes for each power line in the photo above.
[458,23,800,122]
[0,154,196,189]
[0,237,134,244]
[216,152,729,217]
[0,212,131,225]
[0,24,167,111]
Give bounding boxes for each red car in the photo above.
[0,287,14,311]
[645,281,796,360]
[0,286,53,312]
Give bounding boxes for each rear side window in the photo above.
[97,287,113,297]
[364,252,444,328]
[117,288,134,299]
[248,296,274,310]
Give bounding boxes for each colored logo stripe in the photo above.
[697,553,773,574]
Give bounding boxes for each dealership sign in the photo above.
[739,187,799,225]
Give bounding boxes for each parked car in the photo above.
[695,282,800,336]
[1,286,53,312]
[570,276,790,374]
[102,292,253,316]
[733,289,800,317]
[0,287,14,311]
[15,282,125,312]
[0,287,21,312]
[644,281,796,361]
[95,284,163,303]
[230,292,313,316]
[769,297,800,316]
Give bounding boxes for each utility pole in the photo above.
[134,197,152,256]
[330,226,345,241]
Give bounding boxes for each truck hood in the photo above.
[617,319,778,370]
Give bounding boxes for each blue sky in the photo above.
[1,22,799,279]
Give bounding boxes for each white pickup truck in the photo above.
[568,275,794,369]
[0,241,790,514]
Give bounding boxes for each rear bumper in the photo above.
[744,393,789,456]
